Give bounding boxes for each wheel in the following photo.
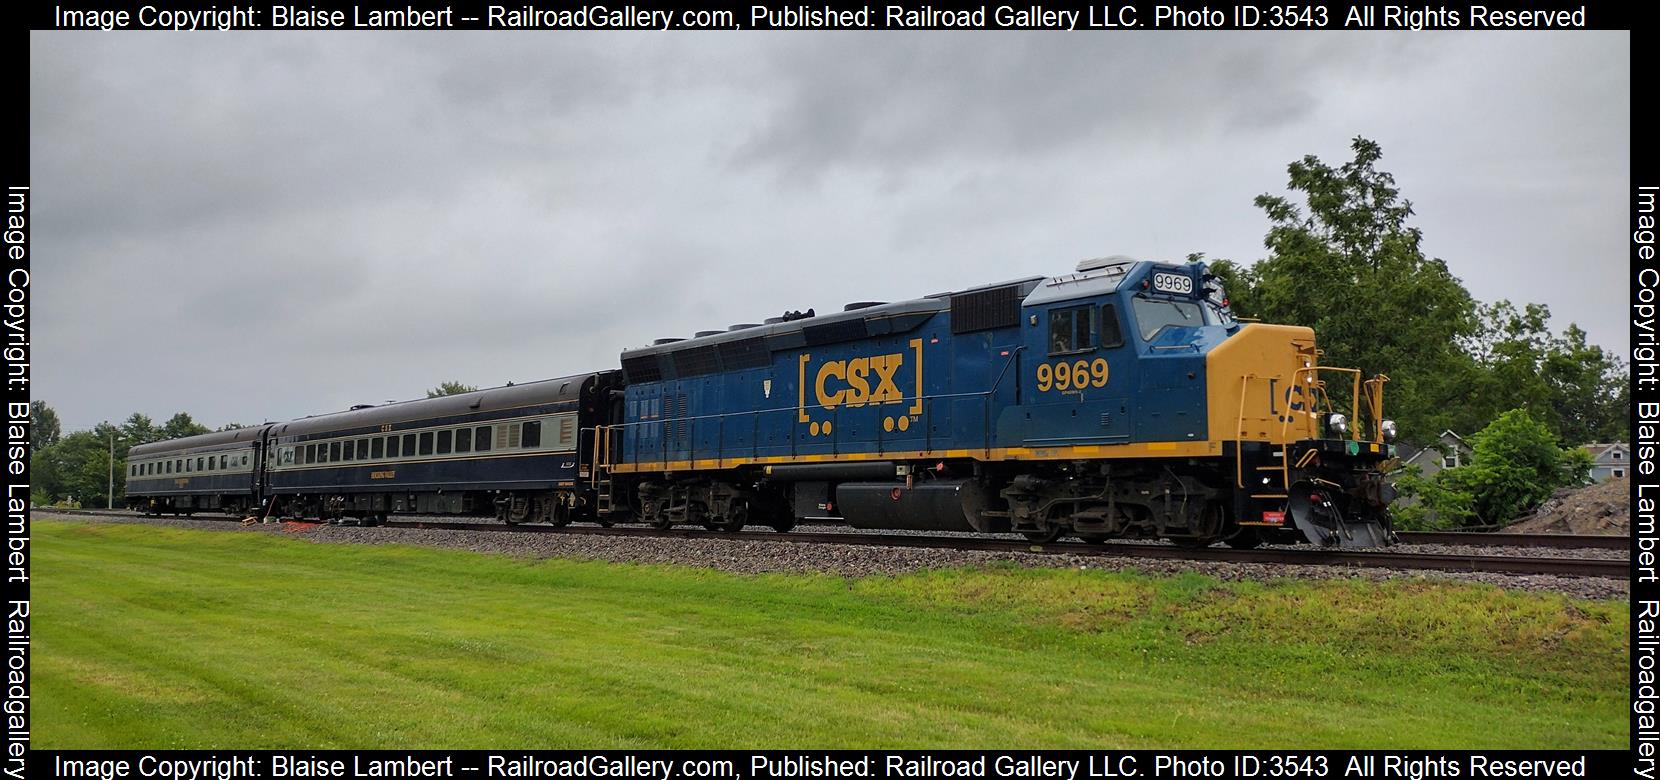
[1021,526,1065,544]
[719,517,745,533]
[1222,528,1261,549]
[769,519,796,533]
[1171,536,1216,549]
[1075,533,1109,545]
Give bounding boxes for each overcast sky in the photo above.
[32,31,1630,432]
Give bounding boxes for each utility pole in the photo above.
[107,431,120,510]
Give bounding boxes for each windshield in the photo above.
[1132,296,1203,341]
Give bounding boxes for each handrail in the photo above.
[1234,374,1253,488]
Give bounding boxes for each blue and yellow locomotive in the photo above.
[603,258,1396,547]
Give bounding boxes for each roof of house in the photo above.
[1582,442,1630,461]
[1401,430,1471,466]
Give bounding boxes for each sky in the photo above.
[31,31,1630,432]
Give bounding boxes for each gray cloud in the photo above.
[29,31,1630,431]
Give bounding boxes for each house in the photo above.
[1396,430,1474,479]
[1388,431,1474,518]
[1582,443,1630,482]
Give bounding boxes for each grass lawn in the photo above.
[32,518,1627,749]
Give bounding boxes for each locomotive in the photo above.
[125,257,1398,548]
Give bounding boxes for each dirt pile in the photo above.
[1506,477,1630,535]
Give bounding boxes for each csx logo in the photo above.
[815,354,905,409]
[798,339,925,437]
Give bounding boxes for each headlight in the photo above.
[1325,413,1349,438]
[1380,419,1398,443]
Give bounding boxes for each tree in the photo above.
[1461,302,1627,445]
[35,431,115,507]
[1393,408,1587,529]
[1217,138,1482,441]
[426,381,479,398]
[160,413,210,441]
[30,401,60,451]
[121,413,159,445]
[216,422,248,432]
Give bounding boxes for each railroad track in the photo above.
[1396,530,1628,550]
[385,520,1629,578]
[40,508,1627,579]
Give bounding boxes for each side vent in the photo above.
[621,355,662,383]
[803,319,869,346]
[718,337,770,370]
[672,344,722,377]
[950,284,1022,334]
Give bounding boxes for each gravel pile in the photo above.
[1509,477,1631,535]
[39,511,1627,600]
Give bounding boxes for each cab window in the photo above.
[1100,303,1124,348]
[1047,306,1094,355]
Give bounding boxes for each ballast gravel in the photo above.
[42,511,1628,601]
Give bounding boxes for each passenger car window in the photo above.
[329,442,342,462]
[386,436,399,458]
[436,430,452,455]
[456,428,472,453]
[419,432,434,455]
[475,426,492,452]
[522,421,541,448]
[402,434,416,457]
[1047,306,1094,355]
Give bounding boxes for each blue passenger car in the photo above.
[125,427,267,516]
[605,258,1396,547]
[265,372,622,524]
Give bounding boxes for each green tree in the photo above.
[1394,408,1587,529]
[121,413,159,445]
[426,381,479,398]
[36,430,116,507]
[216,422,247,432]
[1462,302,1627,445]
[160,413,210,441]
[1216,137,1480,441]
[30,400,60,451]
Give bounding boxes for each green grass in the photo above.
[33,519,1627,749]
